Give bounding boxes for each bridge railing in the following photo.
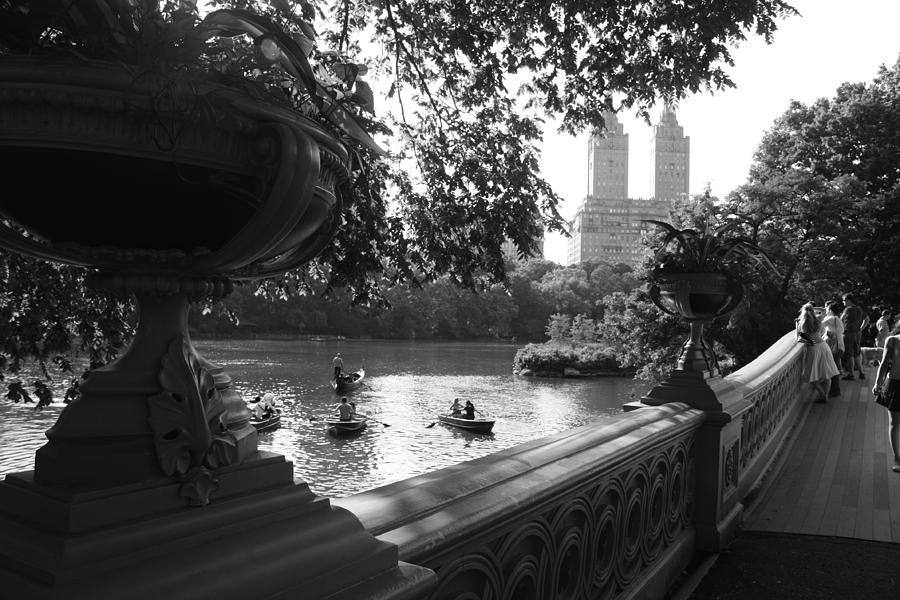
[334,331,806,600]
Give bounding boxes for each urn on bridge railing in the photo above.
[649,272,744,374]
[0,2,434,598]
[637,217,780,410]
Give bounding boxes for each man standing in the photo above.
[841,293,870,380]
[332,352,344,380]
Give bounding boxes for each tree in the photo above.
[0,0,800,376]
[597,289,686,382]
[536,267,594,317]
[746,55,900,307]
[569,314,598,344]
[545,313,571,343]
[0,254,133,377]
[584,261,641,320]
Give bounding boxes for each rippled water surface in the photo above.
[1,339,648,498]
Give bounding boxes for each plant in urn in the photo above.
[638,215,780,410]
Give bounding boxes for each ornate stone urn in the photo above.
[648,272,744,374]
[0,55,348,491]
[0,56,434,599]
[638,271,746,413]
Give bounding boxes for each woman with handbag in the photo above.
[872,324,900,473]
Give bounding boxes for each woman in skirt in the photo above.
[796,302,840,403]
[872,323,900,473]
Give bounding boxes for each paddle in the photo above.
[425,421,436,428]
[360,414,390,427]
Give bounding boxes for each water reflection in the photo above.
[0,339,648,498]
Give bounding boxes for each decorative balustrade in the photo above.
[335,331,806,600]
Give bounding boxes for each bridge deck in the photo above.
[744,374,900,542]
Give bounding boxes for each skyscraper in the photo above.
[649,102,690,203]
[587,111,629,200]
[565,106,690,267]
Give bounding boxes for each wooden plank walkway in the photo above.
[743,373,900,542]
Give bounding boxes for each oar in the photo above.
[425,421,436,428]
[359,413,390,427]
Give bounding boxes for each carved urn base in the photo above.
[638,369,742,411]
[0,453,436,599]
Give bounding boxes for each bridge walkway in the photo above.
[745,373,900,541]
[680,372,900,599]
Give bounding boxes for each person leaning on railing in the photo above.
[872,324,900,473]
[796,302,841,403]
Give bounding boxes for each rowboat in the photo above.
[326,417,368,436]
[438,414,495,433]
[331,365,365,393]
[250,411,281,432]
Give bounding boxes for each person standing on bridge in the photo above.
[796,302,840,403]
[875,309,892,349]
[872,323,900,473]
[840,293,870,380]
[822,300,845,398]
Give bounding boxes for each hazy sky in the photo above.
[540,0,900,264]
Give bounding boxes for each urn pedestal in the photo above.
[0,57,435,599]
[638,272,744,410]
[624,272,749,554]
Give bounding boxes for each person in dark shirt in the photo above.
[841,293,870,380]
[464,400,476,420]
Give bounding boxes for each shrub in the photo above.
[513,342,624,375]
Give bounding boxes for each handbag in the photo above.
[875,377,897,411]
[796,331,816,345]
[824,329,837,351]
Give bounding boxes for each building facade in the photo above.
[649,103,690,203]
[566,106,690,267]
[587,111,629,200]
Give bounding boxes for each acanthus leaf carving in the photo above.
[147,334,237,501]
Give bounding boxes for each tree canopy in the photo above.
[312,0,799,296]
[0,0,799,376]
[735,54,900,308]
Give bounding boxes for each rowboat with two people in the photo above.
[250,410,282,432]
[434,398,495,433]
[438,414,494,433]
[247,393,281,432]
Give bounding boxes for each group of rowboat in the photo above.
[246,354,495,436]
[325,411,494,436]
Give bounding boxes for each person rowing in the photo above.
[337,397,353,421]
[450,397,463,416]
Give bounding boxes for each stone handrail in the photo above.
[334,330,806,600]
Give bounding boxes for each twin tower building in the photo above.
[565,104,690,267]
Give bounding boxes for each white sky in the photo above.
[539,0,900,264]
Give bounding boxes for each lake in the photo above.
[0,339,648,498]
